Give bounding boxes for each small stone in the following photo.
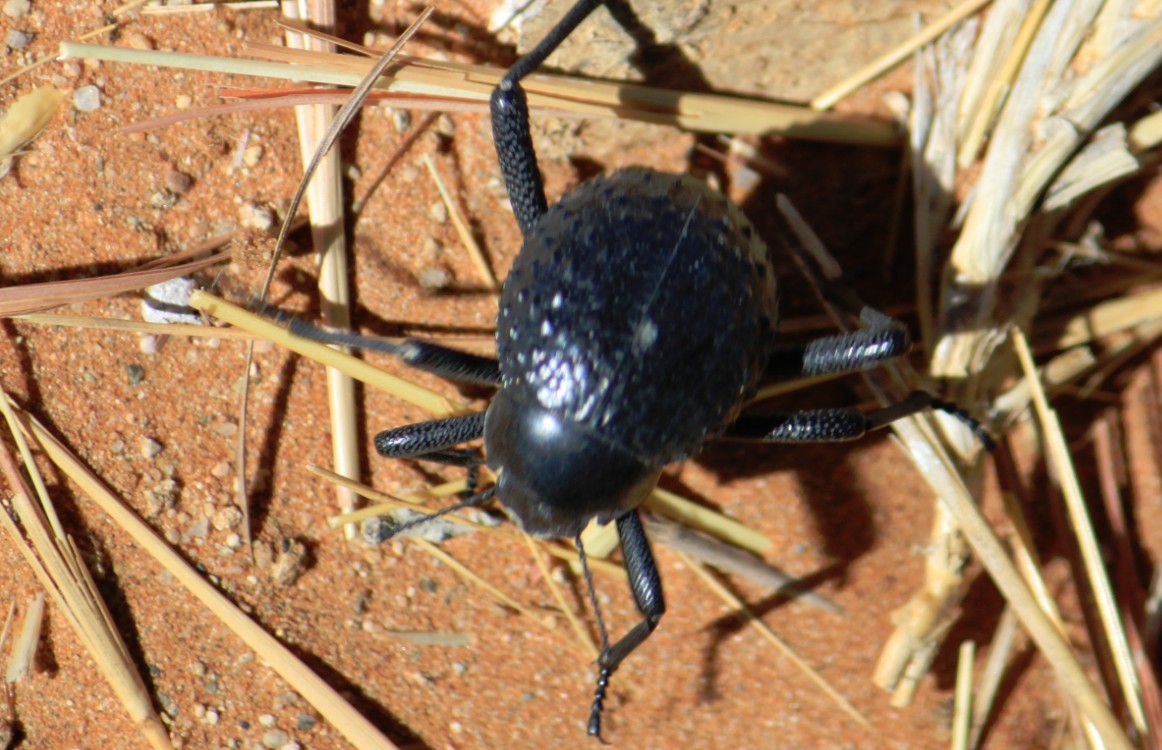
[242,145,263,168]
[271,539,307,586]
[73,85,101,112]
[451,662,467,675]
[257,714,276,728]
[191,660,207,676]
[391,109,411,133]
[210,461,232,479]
[239,203,274,231]
[417,266,450,292]
[139,335,158,354]
[294,714,316,731]
[150,190,177,209]
[175,94,192,109]
[280,742,301,750]
[419,577,437,594]
[141,437,162,459]
[126,32,153,50]
[165,169,192,194]
[2,0,29,19]
[205,708,220,725]
[436,114,455,137]
[449,720,462,735]
[225,533,242,549]
[143,277,200,325]
[428,201,448,224]
[185,517,210,540]
[211,506,243,531]
[216,421,239,437]
[164,527,181,545]
[126,364,145,386]
[5,29,29,49]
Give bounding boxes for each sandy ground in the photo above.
[1,0,1160,749]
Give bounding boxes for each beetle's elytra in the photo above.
[488,169,777,538]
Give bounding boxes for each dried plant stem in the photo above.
[59,42,899,145]
[188,291,455,415]
[679,552,870,728]
[810,0,995,110]
[10,398,400,750]
[282,0,361,540]
[410,539,591,658]
[521,532,598,659]
[311,466,626,579]
[0,396,173,750]
[423,154,499,291]
[951,640,975,750]
[1013,328,1146,739]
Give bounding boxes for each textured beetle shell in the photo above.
[497,168,777,466]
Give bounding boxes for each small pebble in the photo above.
[141,437,162,459]
[449,720,463,735]
[257,714,276,728]
[164,527,181,545]
[294,714,316,731]
[262,731,289,750]
[242,144,264,168]
[175,94,192,109]
[225,533,242,549]
[165,169,192,194]
[436,113,456,137]
[417,266,450,292]
[216,421,239,437]
[239,203,274,231]
[428,201,448,224]
[271,539,307,586]
[2,0,29,19]
[72,85,101,113]
[5,29,29,49]
[127,32,153,50]
[391,109,411,133]
[211,506,243,531]
[210,461,232,479]
[126,364,145,386]
[191,660,207,677]
[150,190,177,210]
[205,708,220,725]
[451,662,467,675]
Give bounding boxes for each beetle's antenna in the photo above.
[576,533,612,742]
[377,486,497,541]
[288,318,409,357]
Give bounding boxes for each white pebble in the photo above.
[73,85,101,113]
[141,437,163,459]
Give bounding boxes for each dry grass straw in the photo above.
[1014,328,1147,738]
[58,41,898,146]
[422,154,500,292]
[0,87,61,179]
[930,0,1162,379]
[679,551,870,728]
[0,245,231,317]
[775,196,1132,747]
[951,640,975,750]
[3,593,43,685]
[1,396,401,750]
[282,0,361,540]
[810,0,996,110]
[0,394,173,750]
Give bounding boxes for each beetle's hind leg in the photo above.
[584,510,665,741]
[766,307,912,381]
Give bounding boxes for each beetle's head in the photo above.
[484,388,661,538]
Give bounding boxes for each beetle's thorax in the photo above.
[484,387,662,538]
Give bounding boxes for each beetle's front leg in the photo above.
[490,0,604,235]
[587,510,665,740]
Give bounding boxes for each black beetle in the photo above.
[293,0,990,736]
